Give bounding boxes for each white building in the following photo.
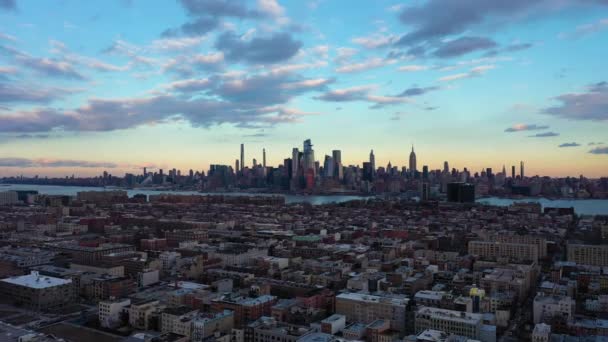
[99,298,131,329]
[532,323,551,342]
[415,306,496,342]
[533,293,575,324]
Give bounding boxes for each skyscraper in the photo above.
[520,161,525,179]
[369,150,376,179]
[332,150,343,180]
[512,165,516,179]
[240,144,245,170]
[235,159,240,173]
[303,139,315,176]
[292,148,300,178]
[443,161,449,173]
[263,148,267,175]
[422,165,429,180]
[323,155,334,178]
[409,145,417,175]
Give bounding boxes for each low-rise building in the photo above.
[0,271,73,311]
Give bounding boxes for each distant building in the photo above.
[415,307,495,342]
[0,191,19,205]
[335,292,409,333]
[446,183,475,203]
[567,244,608,267]
[99,298,131,329]
[0,271,73,311]
[533,293,575,324]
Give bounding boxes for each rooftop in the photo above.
[1,271,71,289]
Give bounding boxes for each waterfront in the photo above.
[0,184,367,205]
[2,184,607,214]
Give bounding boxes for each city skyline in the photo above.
[1,1,607,177]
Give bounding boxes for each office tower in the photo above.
[292,148,299,178]
[520,161,525,179]
[143,167,147,176]
[303,139,315,176]
[447,182,475,203]
[512,165,516,179]
[262,148,267,176]
[332,150,343,180]
[422,165,429,180]
[159,169,163,176]
[252,158,257,167]
[189,169,194,178]
[443,161,449,173]
[284,158,292,178]
[409,145,417,175]
[235,159,240,173]
[369,150,376,179]
[502,165,506,175]
[323,155,334,178]
[240,143,245,170]
[420,182,430,201]
[486,168,493,179]
[362,162,373,182]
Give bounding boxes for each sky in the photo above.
[0,0,607,178]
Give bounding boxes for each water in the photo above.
[0,184,367,205]
[2,184,607,214]
[477,197,608,216]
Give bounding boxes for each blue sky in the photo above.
[0,0,607,177]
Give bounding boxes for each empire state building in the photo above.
[409,146,417,175]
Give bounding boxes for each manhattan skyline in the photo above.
[1,0,608,177]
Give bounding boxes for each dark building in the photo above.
[446,183,475,203]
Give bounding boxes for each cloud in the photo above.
[334,47,358,64]
[503,42,533,52]
[560,18,608,39]
[161,17,219,37]
[215,31,301,64]
[543,81,608,121]
[352,33,398,49]
[335,57,396,73]
[439,64,495,82]
[165,0,285,37]
[589,147,608,154]
[257,0,285,18]
[558,142,580,147]
[396,86,439,97]
[528,131,559,138]
[0,32,17,42]
[314,85,408,109]
[314,85,376,102]
[504,124,550,132]
[0,0,16,11]
[0,157,118,168]
[433,36,497,58]
[0,83,79,104]
[0,64,332,133]
[367,95,410,109]
[163,78,213,93]
[163,52,224,76]
[588,142,604,146]
[150,36,206,51]
[0,44,87,80]
[397,65,428,72]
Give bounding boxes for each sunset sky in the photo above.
[0,0,607,177]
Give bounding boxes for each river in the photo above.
[1,184,607,215]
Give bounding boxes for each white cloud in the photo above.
[397,65,429,72]
[335,57,396,73]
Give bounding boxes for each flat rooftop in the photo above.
[1,271,71,289]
